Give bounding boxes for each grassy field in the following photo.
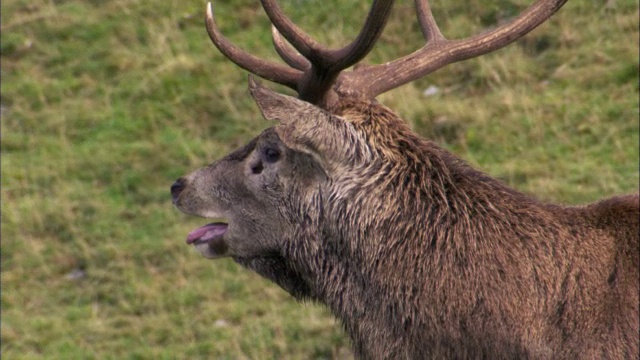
[1,0,638,358]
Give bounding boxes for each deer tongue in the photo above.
[186,222,228,244]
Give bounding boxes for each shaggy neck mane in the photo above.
[285,99,569,356]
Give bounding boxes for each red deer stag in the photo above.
[171,0,639,358]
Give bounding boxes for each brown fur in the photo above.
[172,87,639,358]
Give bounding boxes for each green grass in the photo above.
[1,0,638,358]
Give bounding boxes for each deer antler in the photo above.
[353,0,569,97]
[205,3,301,89]
[206,0,393,108]
[205,0,568,109]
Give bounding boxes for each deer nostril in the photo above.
[171,178,187,201]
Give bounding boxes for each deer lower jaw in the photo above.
[186,222,229,259]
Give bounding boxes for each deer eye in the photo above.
[263,147,280,163]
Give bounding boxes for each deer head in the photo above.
[172,0,567,264]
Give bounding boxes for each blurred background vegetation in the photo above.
[1,0,638,358]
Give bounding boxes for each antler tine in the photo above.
[205,2,302,89]
[261,0,394,70]
[259,0,319,61]
[415,0,444,43]
[329,0,395,70]
[353,0,568,98]
[271,26,310,71]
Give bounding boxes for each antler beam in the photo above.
[350,0,569,98]
[205,3,302,89]
[259,0,395,104]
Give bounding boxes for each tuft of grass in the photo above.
[1,0,638,358]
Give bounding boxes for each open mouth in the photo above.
[186,222,229,257]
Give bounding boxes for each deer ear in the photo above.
[248,76,305,124]
[248,77,371,171]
